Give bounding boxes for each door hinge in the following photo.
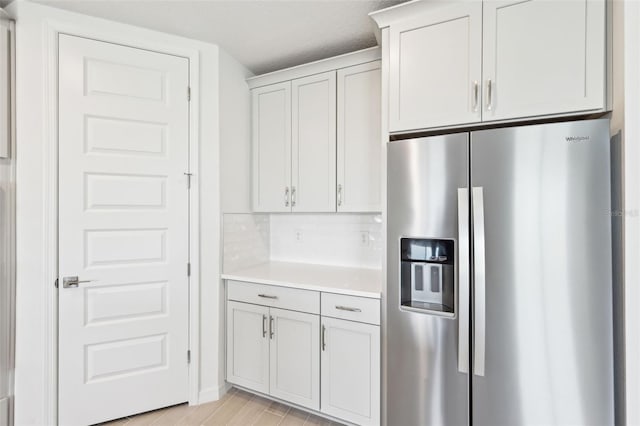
[187,262,191,277]
[187,87,191,102]
[54,278,58,288]
[187,350,191,364]
[184,172,192,189]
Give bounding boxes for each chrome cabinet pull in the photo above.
[291,186,296,207]
[472,187,486,377]
[486,79,493,111]
[335,305,361,312]
[472,81,479,112]
[258,294,278,299]
[284,187,290,207]
[337,184,343,207]
[457,188,470,374]
[62,276,95,288]
[262,314,267,338]
[269,316,274,339]
[321,325,326,351]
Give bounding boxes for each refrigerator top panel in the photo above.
[470,118,613,426]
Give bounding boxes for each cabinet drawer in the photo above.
[321,293,380,325]
[227,280,320,314]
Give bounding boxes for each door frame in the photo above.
[41,21,202,424]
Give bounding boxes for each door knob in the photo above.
[62,276,94,288]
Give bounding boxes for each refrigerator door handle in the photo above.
[457,188,470,374]
[472,187,486,376]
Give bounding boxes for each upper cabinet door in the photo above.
[337,62,382,213]
[252,82,292,212]
[291,71,337,212]
[388,2,483,133]
[482,0,606,121]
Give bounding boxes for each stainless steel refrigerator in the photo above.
[386,119,614,426]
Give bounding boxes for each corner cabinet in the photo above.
[373,0,608,133]
[250,49,382,213]
[225,280,381,425]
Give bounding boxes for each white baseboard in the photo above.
[0,397,9,426]
[196,383,232,405]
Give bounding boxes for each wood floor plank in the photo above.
[303,414,334,426]
[125,407,170,426]
[226,395,271,425]
[265,401,290,417]
[253,410,285,426]
[279,408,308,426]
[176,390,236,426]
[201,389,253,425]
[149,403,192,425]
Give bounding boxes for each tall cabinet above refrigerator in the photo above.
[386,119,614,426]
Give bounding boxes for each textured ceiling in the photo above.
[31,0,406,75]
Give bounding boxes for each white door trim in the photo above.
[39,20,202,425]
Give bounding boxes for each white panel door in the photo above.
[58,34,189,426]
[337,61,382,213]
[389,2,482,132]
[269,308,320,410]
[482,0,606,121]
[291,71,336,212]
[226,301,270,394]
[321,317,380,426]
[252,82,292,212]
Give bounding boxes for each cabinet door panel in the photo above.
[269,308,320,410]
[321,317,380,426]
[252,82,291,212]
[337,62,382,212]
[482,0,606,121]
[389,2,482,132]
[291,72,336,212]
[226,301,270,394]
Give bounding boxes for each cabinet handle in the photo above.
[291,186,296,207]
[335,305,362,312]
[486,79,493,111]
[258,294,278,299]
[337,184,343,207]
[284,187,290,207]
[270,316,274,339]
[472,80,479,112]
[262,314,267,338]
[321,325,326,351]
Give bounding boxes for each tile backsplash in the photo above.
[222,213,270,273]
[223,213,383,271]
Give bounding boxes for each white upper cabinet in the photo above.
[291,71,336,212]
[252,82,291,212]
[388,2,483,132]
[482,0,606,121]
[373,0,608,132]
[337,62,382,212]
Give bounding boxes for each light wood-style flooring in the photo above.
[101,388,344,426]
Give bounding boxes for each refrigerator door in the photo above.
[387,134,470,426]
[470,119,613,426]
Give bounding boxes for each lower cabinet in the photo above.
[321,317,380,426]
[226,280,380,425]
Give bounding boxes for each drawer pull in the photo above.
[335,305,362,312]
[258,294,278,299]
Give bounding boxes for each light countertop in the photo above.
[221,261,382,299]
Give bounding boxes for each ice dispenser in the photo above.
[400,238,455,315]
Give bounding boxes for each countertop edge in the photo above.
[220,273,382,300]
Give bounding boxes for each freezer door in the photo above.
[470,119,613,426]
[387,134,470,426]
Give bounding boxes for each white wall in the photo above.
[6,2,227,423]
[220,49,253,214]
